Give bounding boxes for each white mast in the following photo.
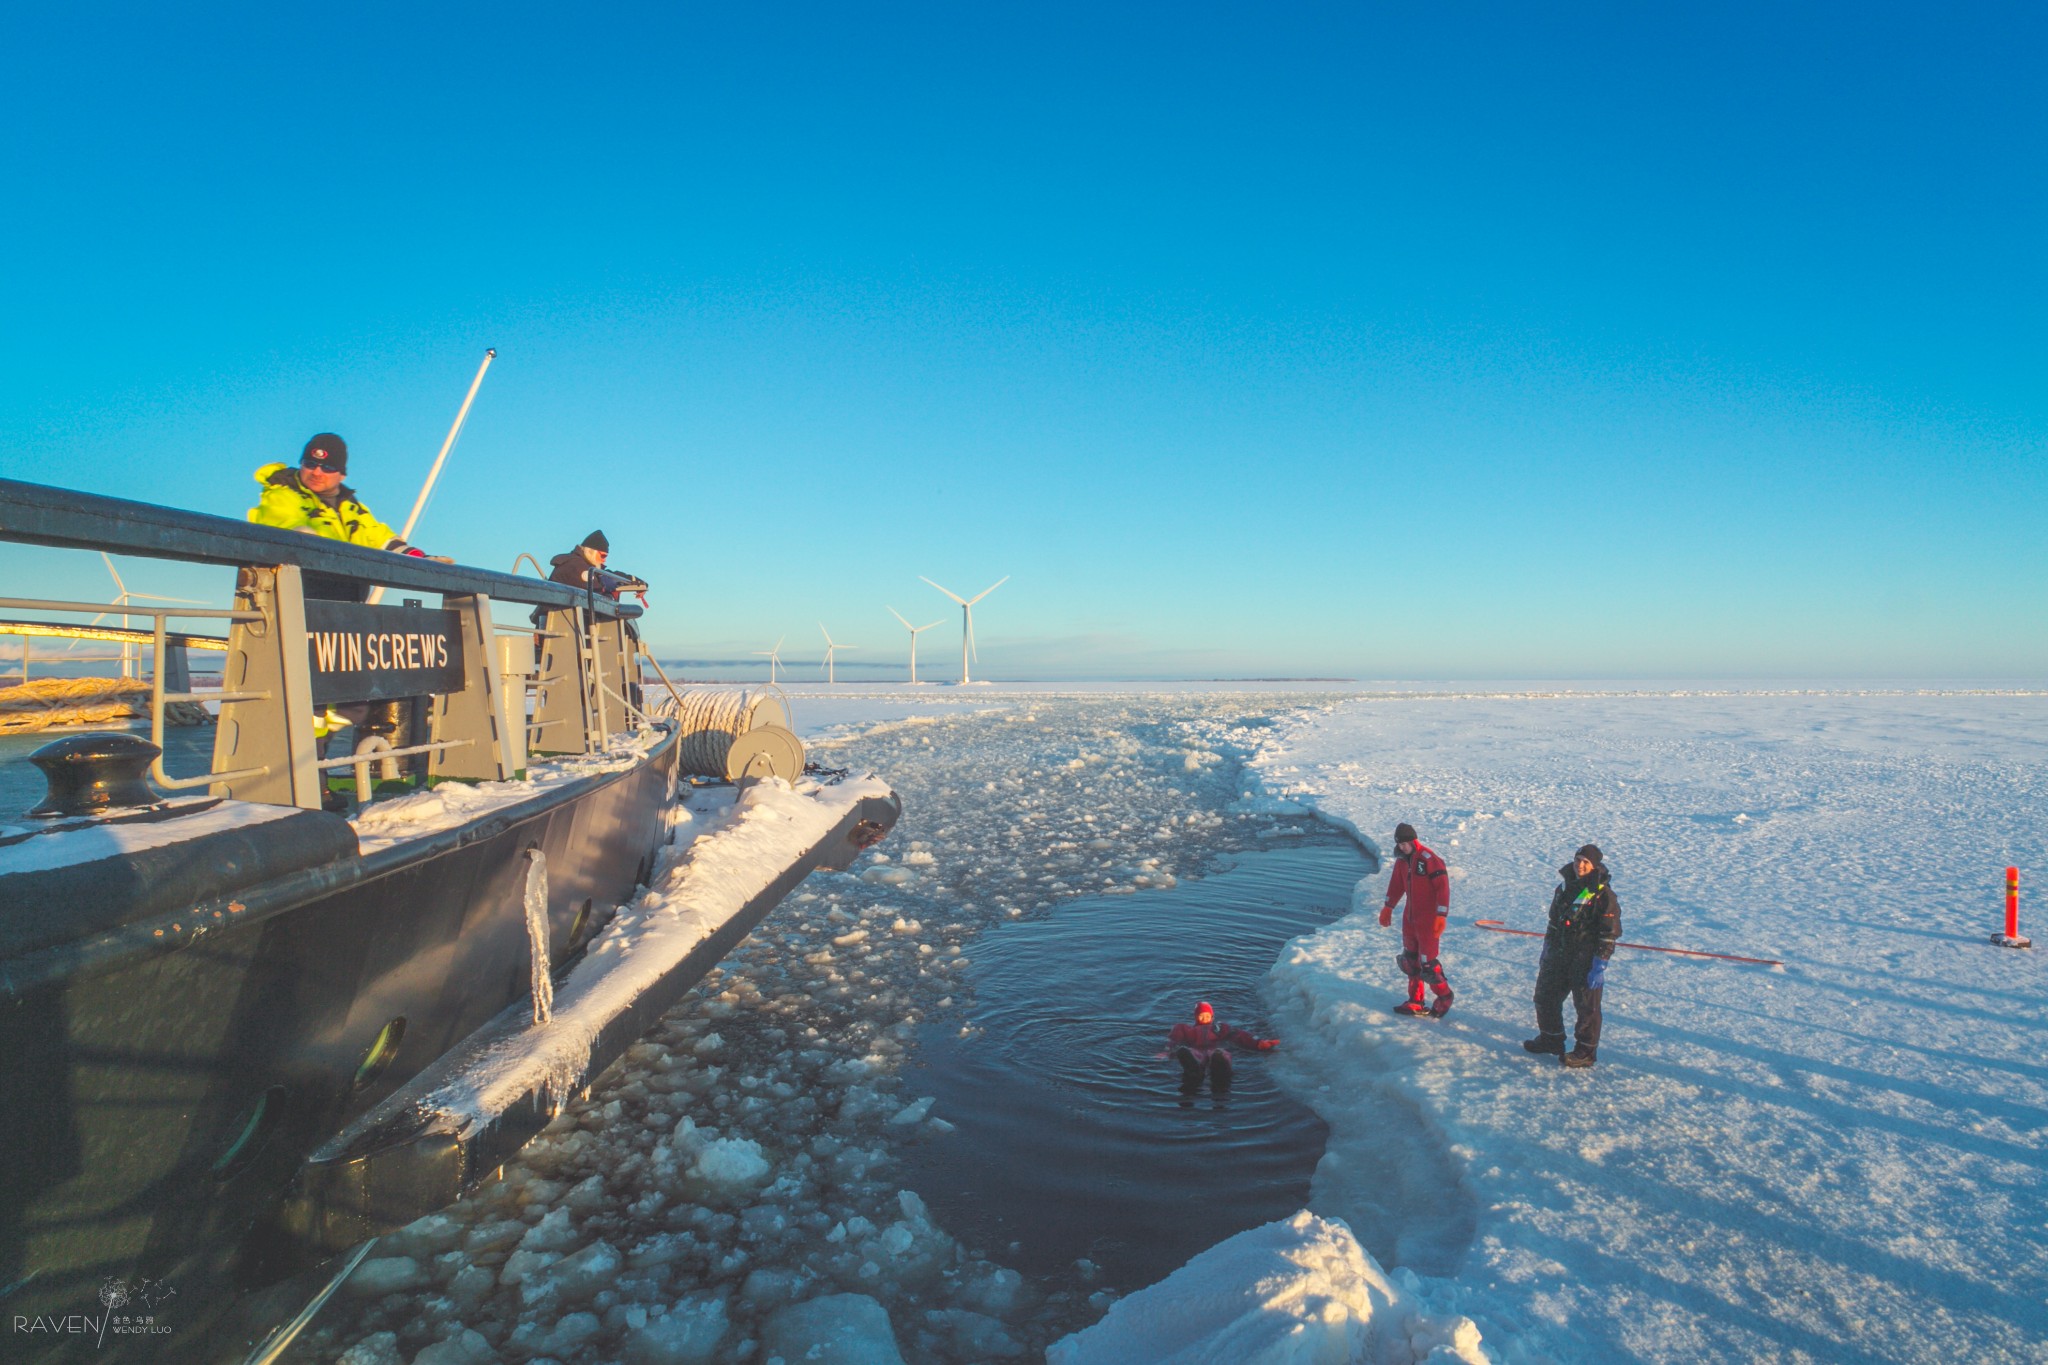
[367,347,495,605]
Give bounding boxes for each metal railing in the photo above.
[2,479,663,806]
[0,596,267,792]
[0,478,642,621]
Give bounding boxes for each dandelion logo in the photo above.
[94,1279,129,1347]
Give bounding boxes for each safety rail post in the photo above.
[146,605,270,792]
[494,630,534,776]
[584,610,611,749]
[529,607,593,757]
[212,564,321,808]
[430,593,519,782]
[591,617,635,743]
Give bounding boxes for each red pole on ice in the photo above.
[1993,867,2031,948]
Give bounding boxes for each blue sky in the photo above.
[0,3,2041,680]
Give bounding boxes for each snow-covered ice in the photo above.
[1049,1211,1484,1365]
[1232,690,2048,1363]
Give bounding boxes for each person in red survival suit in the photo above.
[1381,821,1454,1017]
[1167,1001,1277,1092]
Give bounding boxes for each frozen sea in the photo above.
[277,684,2048,1365]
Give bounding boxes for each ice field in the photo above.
[297,687,2048,1365]
[1224,689,2048,1365]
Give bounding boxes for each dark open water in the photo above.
[895,840,1369,1295]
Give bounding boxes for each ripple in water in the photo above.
[897,841,1370,1295]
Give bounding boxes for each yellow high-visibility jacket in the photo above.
[246,463,407,551]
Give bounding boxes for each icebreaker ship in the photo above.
[0,480,898,1362]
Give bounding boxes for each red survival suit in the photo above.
[1168,1002,1275,1089]
[1380,841,1453,1016]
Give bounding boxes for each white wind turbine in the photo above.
[752,636,786,683]
[888,607,944,686]
[88,553,204,678]
[818,624,856,685]
[920,575,1008,685]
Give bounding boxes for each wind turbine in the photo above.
[752,636,786,683]
[888,607,944,686]
[920,575,1008,685]
[818,624,856,686]
[89,553,203,678]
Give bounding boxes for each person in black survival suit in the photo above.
[1523,844,1621,1069]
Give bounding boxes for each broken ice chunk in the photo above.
[886,1096,935,1126]
[760,1292,907,1365]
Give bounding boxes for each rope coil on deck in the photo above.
[651,686,794,776]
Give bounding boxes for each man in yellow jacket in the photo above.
[246,432,440,794]
[248,433,425,556]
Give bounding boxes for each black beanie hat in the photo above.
[301,433,348,474]
[1394,822,1418,846]
[581,530,609,553]
[1575,843,1604,866]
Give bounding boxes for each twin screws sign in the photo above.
[303,600,466,705]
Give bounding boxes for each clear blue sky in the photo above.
[1,3,2041,680]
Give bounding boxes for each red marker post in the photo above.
[1994,866,2032,949]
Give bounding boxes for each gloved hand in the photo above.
[1256,1039,1279,1051]
[1378,906,1393,928]
[429,555,456,564]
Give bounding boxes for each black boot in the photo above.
[1175,1047,1203,1090]
[1522,1032,1566,1055]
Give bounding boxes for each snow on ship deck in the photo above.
[349,728,674,857]
[408,772,898,1135]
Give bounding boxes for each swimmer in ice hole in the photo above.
[1168,1001,1278,1092]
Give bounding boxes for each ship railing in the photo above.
[0,596,273,790]
[315,736,474,804]
[0,477,660,811]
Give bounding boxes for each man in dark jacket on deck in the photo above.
[1524,844,1621,1068]
[548,530,648,605]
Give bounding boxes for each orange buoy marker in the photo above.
[1993,866,2031,949]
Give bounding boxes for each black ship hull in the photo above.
[2,732,682,1362]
